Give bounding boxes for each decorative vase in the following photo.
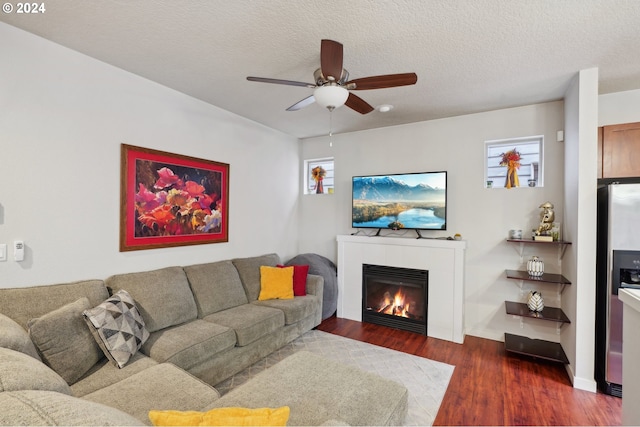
[504,163,520,188]
[526,256,544,277]
[527,291,545,312]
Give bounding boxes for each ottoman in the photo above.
[206,351,408,426]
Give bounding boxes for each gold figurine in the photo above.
[536,202,555,236]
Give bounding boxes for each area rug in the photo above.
[215,330,454,426]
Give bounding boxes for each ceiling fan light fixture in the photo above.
[314,85,349,110]
[378,104,394,113]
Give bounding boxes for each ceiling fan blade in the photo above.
[346,73,418,90]
[247,76,315,88]
[320,39,343,82]
[286,95,316,111]
[345,93,375,114]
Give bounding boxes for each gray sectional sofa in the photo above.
[0,253,325,425]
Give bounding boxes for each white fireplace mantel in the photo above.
[336,235,466,343]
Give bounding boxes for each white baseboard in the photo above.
[566,363,597,392]
[464,327,503,342]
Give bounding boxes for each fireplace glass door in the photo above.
[362,264,428,335]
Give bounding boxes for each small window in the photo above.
[305,158,334,195]
[485,136,543,189]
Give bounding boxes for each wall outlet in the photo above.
[0,243,6,262]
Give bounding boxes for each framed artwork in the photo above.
[120,144,229,251]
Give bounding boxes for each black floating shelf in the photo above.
[504,333,569,364]
[504,301,571,324]
[505,269,572,285]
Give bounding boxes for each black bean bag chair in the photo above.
[286,253,337,320]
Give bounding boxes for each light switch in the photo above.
[0,244,6,262]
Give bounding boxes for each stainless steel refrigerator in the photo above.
[596,181,640,397]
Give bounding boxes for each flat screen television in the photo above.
[352,171,447,231]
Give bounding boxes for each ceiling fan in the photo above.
[247,39,418,114]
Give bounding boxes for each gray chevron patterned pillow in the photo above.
[83,290,149,368]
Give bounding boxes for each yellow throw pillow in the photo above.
[149,406,290,426]
[258,266,294,301]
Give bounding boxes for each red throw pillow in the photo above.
[277,264,309,296]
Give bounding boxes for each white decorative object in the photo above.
[527,256,544,277]
[527,291,545,312]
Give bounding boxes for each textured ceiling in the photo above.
[2,0,640,138]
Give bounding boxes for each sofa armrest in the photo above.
[305,274,324,296]
[0,313,41,360]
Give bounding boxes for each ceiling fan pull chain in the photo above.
[329,110,333,147]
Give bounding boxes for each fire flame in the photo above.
[378,288,411,318]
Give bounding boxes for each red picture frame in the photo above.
[120,144,229,251]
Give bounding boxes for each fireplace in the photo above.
[362,264,428,335]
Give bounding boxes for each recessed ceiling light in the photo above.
[378,104,394,113]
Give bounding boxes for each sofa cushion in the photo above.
[202,304,284,347]
[71,352,158,397]
[232,253,281,301]
[0,347,71,395]
[0,280,109,330]
[83,290,150,368]
[148,406,290,427]
[184,260,249,317]
[106,267,198,333]
[82,363,220,425]
[0,390,143,426]
[0,313,41,360]
[258,266,294,301]
[141,319,236,370]
[27,297,104,385]
[252,295,320,325]
[278,264,309,296]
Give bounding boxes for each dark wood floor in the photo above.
[317,317,622,426]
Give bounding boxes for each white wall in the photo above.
[599,89,640,126]
[0,23,301,288]
[300,101,566,343]
[562,68,599,392]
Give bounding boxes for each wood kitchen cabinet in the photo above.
[600,122,640,179]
